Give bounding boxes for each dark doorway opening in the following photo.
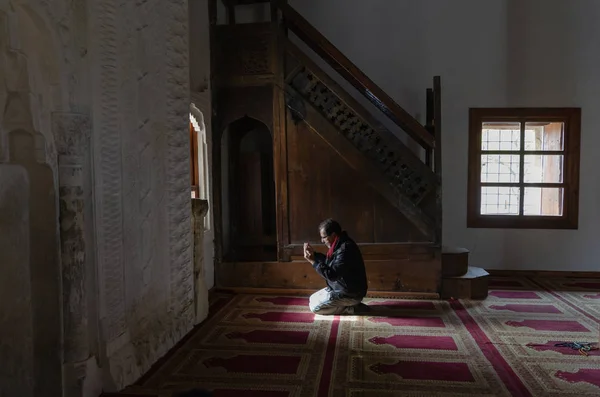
[222,116,276,261]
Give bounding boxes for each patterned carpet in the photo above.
[133,277,600,396]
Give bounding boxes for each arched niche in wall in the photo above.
[221,116,276,262]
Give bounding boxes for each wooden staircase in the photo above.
[210,0,488,299]
[285,44,437,238]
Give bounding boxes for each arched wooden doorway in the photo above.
[222,116,276,262]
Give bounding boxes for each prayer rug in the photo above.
[124,277,600,396]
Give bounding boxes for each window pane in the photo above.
[523,187,563,216]
[480,186,520,215]
[524,122,564,151]
[523,155,563,183]
[482,122,521,150]
[481,155,520,183]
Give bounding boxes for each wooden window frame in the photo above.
[190,122,200,198]
[467,107,581,229]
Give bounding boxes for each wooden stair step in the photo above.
[442,245,469,254]
[101,387,162,397]
[441,266,489,300]
[222,0,269,5]
[453,266,489,279]
[441,245,469,277]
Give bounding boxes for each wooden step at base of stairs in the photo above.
[102,386,213,397]
[100,389,160,397]
[442,246,470,277]
[441,266,489,300]
[222,0,270,6]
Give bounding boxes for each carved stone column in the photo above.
[192,198,209,324]
[52,113,91,366]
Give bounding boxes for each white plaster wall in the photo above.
[289,0,600,271]
[502,0,600,270]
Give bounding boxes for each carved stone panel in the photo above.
[89,0,196,388]
[192,199,209,324]
[53,112,91,158]
[53,112,91,365]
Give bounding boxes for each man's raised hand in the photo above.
[303,242,314,263]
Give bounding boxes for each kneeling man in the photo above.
[304,219,369,315]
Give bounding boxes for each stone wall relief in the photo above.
[0,5,63,397]
[1,0,202,394]
[0,2,99,396]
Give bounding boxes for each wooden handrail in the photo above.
[273,0,435,149]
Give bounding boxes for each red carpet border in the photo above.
[133,277,600,396]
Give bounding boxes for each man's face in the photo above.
[320,228,336,248]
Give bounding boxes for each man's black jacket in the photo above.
[312,231,368,299]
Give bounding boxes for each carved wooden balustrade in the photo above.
[273,0,443,243]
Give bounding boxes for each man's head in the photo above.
[318,218,342,248]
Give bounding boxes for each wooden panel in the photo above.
[441,247,469,277]
[441,277,489,300]
[223,0,270,5]
[214,288,439,300]
[237,152,263,236]
[373,193,429,243]
[287,114,332,242]
[284,242,435,261]
[217,257,441,293]
[217,86,273,129]
[272,15,290,260]
[287,111,428,244]
[215,23,274,83]
[441,267,489,300]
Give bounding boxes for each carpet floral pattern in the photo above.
[134,277,600,396]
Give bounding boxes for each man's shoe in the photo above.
[353,303,371,314]
[340,303,371,315]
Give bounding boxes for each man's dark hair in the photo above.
[319,218,342,236]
